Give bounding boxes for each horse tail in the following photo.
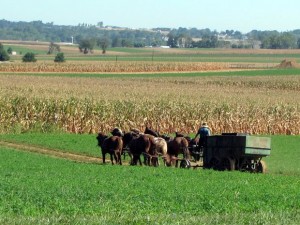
[181,138,190,160]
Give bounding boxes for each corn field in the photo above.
[0,61,229,73]
[0,74,299,135]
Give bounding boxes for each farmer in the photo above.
[194,122,211,148]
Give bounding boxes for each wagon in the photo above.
[202,133,271,173]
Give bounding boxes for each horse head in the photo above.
[144,126,159,137]
[96,132,108,147]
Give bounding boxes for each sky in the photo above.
[2,0,300,33]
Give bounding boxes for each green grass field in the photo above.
[61,54,298,63]
[3,68,300,78]
[40,53,300,63]
[0,142,299,225]
[0,133,98,157]
[5,44,48,55]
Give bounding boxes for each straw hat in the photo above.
[202,122,208,127]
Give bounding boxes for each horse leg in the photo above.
[175,154,179,168]
[128,153,133,165]
[147,156,150,166]
[118,151,122,165]
[164,154,172,167]
[113,150,119,165]
[145,154,152,166]
[131,155,137,165]
[184,147,191,161]
[110,153,114,165]
[157,157,160,166]
[143,154,147,165]
[123,149,126,160]
[147,156,152,166]
[129,153,133,165]
[102,153,106,164]
[138,155,143,166]
[151,157,158,167]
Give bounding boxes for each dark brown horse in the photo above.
[123,132,157,166]
[122,131,138,164]
[175,131,185,137]
[144,126,159,137]
[166,136,190,167]
[96,132,123,165]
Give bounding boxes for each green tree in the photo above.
[22,52,37,62]
[7,47,13,55]
[78,38,96,54]
[47,42,61,54]
[54,52,65,62]
[0,43,10,61]
[280,32,296,49]
[97,21,103,28]
[97,37,110,54]
[261,32,296,49]
[194,35,219,48]
[167,34,177,48]
[112,36,121,47]
[121,39,133,47]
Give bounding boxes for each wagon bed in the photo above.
[203,133,271,173]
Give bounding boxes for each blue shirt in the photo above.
[197,126,211,139]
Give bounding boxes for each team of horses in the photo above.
[96,127,200,167]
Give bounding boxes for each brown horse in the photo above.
[174,132,200,162]
[123,132,157,166]
[96,132,123,165]
[122,131,138,164]
[166,136,190,167]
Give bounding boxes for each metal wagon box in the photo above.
[203,133,271,172]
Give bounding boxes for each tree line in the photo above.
[1,20,300,49]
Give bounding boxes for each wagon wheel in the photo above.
[220,157,235,171]
[227,158,236,171]
[257,160,267,173]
